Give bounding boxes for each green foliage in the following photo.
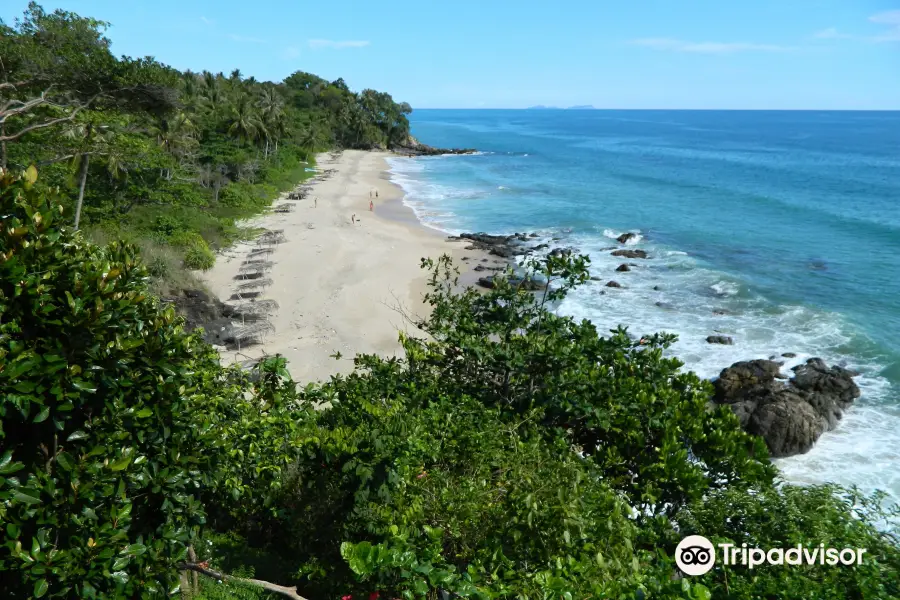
[1,168,898,599]
[183,244,215,271]
[3,6,899,599]
[2,3,409,294]
[0,169,309,598]
[0,167,214,597]
[675,484,900,598]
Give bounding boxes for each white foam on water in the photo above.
[601,228,643,245]
[388,156,900,503]
[552,232,900,503]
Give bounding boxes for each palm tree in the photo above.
[298,123,320,157]
[61,117,117,229]
[150,112,197,178]
[226,94,262,146]
[257,87,285,159]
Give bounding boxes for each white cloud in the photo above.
[308,39,370,49]
[228,33,268,44]
[282,46,301,60]
[870,10,900,42]
[200,16,214,26]
[812,27,853,40]
[630,38,792,53]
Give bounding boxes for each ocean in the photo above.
[388,109,900,500]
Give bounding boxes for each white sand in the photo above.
[201,150,500,383]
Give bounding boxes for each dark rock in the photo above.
[611,249,648,259]
[616,263,631,272]
[712,308,731,316]
[477,275,547,291]
[590,276,601,281]
[707,335,734,345]
[655,301,676,310]
[749,399,826,457]
[606,281,622,288]
[653,285,662,291]
[532,243,550,251]
[782,352,797,358]
[393,135,477,156]
[474,265,486,272]
[529,233,539,238]
[461,256,470,261]
[712,358,861,457]
[549,247,574,258]
[617,232,638,244]
[481,258,488,262]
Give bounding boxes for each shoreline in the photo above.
[200,150,504,383]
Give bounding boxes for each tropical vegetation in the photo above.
[2,3,899,600]
[0,2,412,296]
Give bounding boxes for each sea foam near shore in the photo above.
[387,147,900,503]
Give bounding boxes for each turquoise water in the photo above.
[389,109,900,500]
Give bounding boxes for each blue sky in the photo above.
[3,1,899,109]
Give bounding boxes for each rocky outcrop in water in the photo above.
[711,358,860,457]
[449,232,555,260]
[616,264,631,272]
[617,232,638,244]
[477,275,547,291]
[707,335,734,345]
[611,249,648,259]
[392,135,477,157]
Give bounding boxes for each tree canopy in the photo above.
[1,167,899,599]
[1,4,899,600]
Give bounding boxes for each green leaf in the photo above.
[55,452,75,472]
[121,543,146,556]
[33,406,50,423]
[135,408,153,418]
[0,451,24,475]
[108,449,133,472]
[72,380,97,393]
[33,579,48,598]
[109,571,128,585]
[24,165,38,185]
[67,430,88,442]
[13,490,41,505]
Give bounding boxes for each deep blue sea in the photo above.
[388,109,900,500]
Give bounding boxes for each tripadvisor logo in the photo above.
[675,535,867,576]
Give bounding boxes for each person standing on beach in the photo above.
[351,213,356,224]
[314,196,317,208]
[375,190,379,199]
[369,199,374,212]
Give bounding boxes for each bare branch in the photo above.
[0,113,80,142]
[0,92,102,143]
[179,563,310,600]
[0,79,35,92]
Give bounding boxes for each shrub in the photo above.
[168,230,209,250]
[0,167,219,597]
[183,244,216,271]
[151,214,183,236]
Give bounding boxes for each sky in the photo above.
[3,1,899,110]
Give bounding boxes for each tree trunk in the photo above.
[0,123,7,169]
[73,153,90,230]
[264,137,269,160]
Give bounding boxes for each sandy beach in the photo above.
[201,150,498,383]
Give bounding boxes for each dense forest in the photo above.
[2,4,900,600]
[0,2,412,296]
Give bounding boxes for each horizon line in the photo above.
[411,107,900,112]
